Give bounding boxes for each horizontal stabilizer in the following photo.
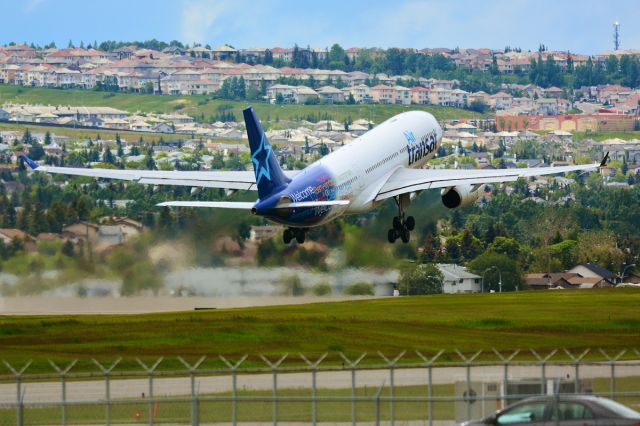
[157,201,255,209]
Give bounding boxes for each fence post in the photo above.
[455,349,482,421]
[136,358,163,426]
[416,350,444,426]
[3,361,31,426]
[493,349,520,405]
[300,353,327,426]
[219,354,248,426]
[48,359,77,426]
[378,351,405,426]
[260,354,287,426]
[178,356,206,426]
[374,380,386,426]
[92,358,121,426]
[530,349,557,395]
[599,349,626,399]
[339,353,366,426]
[563,349,589,393]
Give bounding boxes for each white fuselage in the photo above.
[285,111,442,226]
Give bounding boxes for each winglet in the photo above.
[20,155,39,170]
[600,152,610,167]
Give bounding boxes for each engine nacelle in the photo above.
[441,185,481,209]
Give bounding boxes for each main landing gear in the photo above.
[283,227,306,244]
[388,196,415,244]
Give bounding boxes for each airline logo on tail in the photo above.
[251,133,272,184]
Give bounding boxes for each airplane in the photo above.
[20,106,608,244]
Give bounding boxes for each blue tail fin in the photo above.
[243,106,290,199]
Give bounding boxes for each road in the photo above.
[1,362,638,404]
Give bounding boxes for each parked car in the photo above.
[453,395,640,426]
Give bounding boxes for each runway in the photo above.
[0,295,380,315]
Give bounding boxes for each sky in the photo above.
[2,0,640,54]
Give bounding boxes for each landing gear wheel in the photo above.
[283,229,294,244]
[295,230,306,244]
[405,216,415,231]
[392,216,402,231]
[387,229,398,243]
[400,228,410,243]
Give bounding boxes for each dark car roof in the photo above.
[522,395,603,402]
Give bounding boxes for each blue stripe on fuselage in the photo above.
[253,165,336,227]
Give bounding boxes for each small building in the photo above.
[525,273,576,290]
[250,225,282,242]
[567,263,618,285]
[437,263,482,294]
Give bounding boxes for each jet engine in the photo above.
[441,185,482,209]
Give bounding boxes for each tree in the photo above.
[43,131,52,146]
[397,263,444,295]
[344,282,374,295]
[28,139,45,161]
[468,252,523,292]
[469,99,487,113]
[312,282,331,296]
[486,237,521,260]
[102,146,115,164]
[61,239,74,257]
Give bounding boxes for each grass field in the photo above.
[573,131,640,142]
[1,378,639,424]
[1,289,640,373]
[0,84,484,125]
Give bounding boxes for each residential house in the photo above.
[410,86,429,104]
[490,92,513,110]
[0,228,35,252]
[525,273,575,290]
[317,86,344,103]
[567,263,618,285]
[62,222,99,244]
[393,86,411,105]
[428,87,453,106]
[371,85,395,104]
[250,225,282,242]
[292,86,318,104]
[271,47,292,62]
[437,263,482,294]
[266,84,296,103]
[343,84,372,104]
[450,89,469,108]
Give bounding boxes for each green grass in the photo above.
[0,384,457,424]
[0,84,485,125]
[573,131,640,142]
[1,289,640,373]
[1,378,639,424]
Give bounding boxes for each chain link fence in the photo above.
[1,348,639,425]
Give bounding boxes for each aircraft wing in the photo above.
[374,162,602,201]
[20,156,299,191]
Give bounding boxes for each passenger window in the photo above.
[497,402,546,424]
[550,403,594,421]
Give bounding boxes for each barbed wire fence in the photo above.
[1,348,639,426]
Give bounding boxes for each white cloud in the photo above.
[25,0,46,13]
